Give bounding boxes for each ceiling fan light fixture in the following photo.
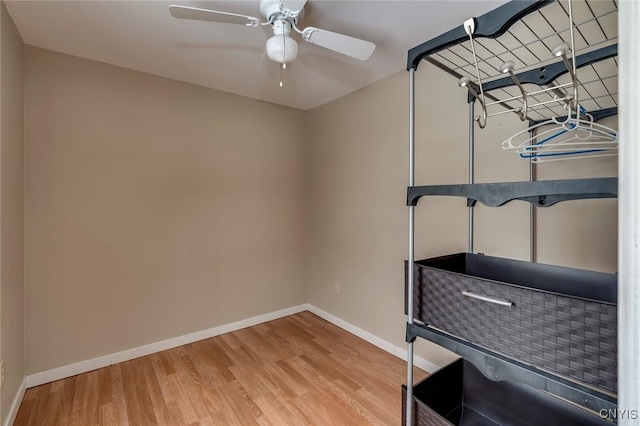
[169,0,377,70]
[266,34,299,64]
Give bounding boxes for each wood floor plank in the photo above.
[97,367,112,408]
[227,362,276,400]
[211,384,259,425]
[85,369,101,425]
[280,396,316,425]
[315,374,380,424]
[28,384,52,426]
[182,344,220,391]
[13,394,35,425]
[110,363,130,426]
[14,311,427,425]
[163,360,199,425]
[274,358,313,391]
[122,359,159,425]
[254,392,300,425]
[98,403,116,425]
[140,355,176,425]
[171,348,219,422]
[70,374,88,425]
[40,383,64,426]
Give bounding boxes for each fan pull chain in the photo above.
[280,30,286,87]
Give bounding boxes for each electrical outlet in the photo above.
[0,360,4,389]
[334,282,341,295]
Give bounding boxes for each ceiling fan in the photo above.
[169,0,376,67]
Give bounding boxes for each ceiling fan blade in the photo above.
[280,0,307,13]
[169,5,261,27]
[301,27,375,61]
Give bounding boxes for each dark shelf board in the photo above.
[406,322,617,415]
[407,178,617,207]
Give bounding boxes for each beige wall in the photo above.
[0,2,25,423]
[535,115,618,273]
[24,47,307,374]
[17,36,618,380]
[306,63,617,366]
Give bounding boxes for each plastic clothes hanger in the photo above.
[502,108,618,163]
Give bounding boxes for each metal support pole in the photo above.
[529,129,536,263]
[405,68,416,426]
[468,101,475,253]
[618,1,640,423]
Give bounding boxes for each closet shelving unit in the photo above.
[404,0,620,425]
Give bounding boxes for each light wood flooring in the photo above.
[15,311,426,425]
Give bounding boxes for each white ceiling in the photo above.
[6,0,508,110]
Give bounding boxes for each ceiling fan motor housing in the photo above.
[260,0,304,24]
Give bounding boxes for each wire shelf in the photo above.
[427,0,618,123]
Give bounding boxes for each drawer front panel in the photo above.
[412,266,617,392]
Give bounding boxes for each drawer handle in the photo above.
[462,291,513,308]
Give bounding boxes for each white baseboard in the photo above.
[26,304,308,388]
[4,377,26,426]
[25,302,439,391]
[306,305,440,374]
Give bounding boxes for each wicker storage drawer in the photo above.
[401,358,611,426]
[406,253,617,392]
